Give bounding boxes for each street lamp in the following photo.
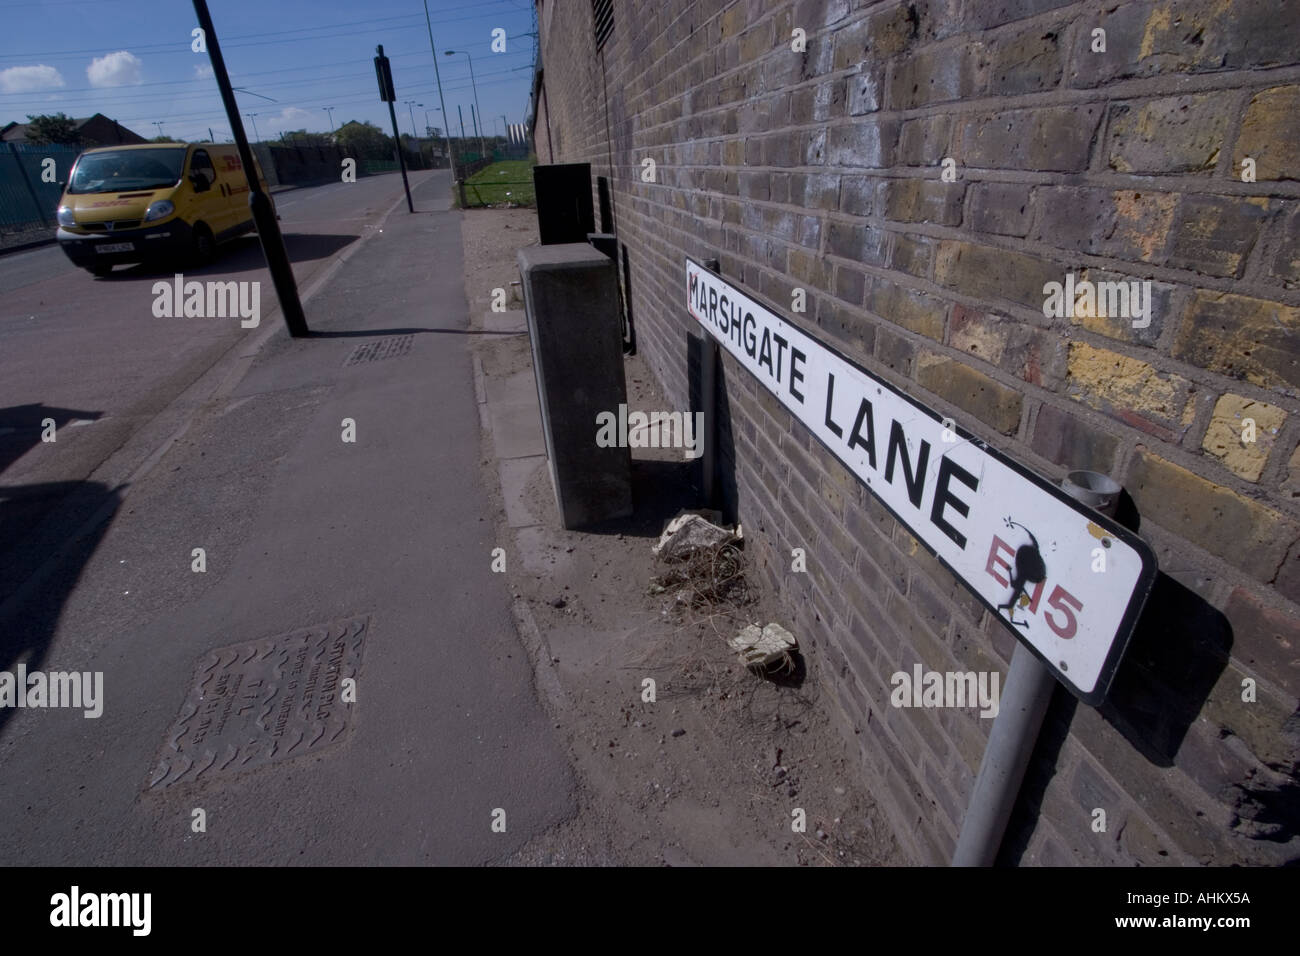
[444,49,486,160]
[404,100,423,139]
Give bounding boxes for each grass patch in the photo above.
[459,159,536,207]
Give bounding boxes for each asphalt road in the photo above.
[0,169,577,864]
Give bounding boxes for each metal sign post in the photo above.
[374,45,414,214]
[192,0,308,337]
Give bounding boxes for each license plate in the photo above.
[96,242,134,253]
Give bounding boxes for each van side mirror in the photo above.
[189,172,210,192]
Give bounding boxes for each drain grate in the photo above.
[343,335,414,366]
[147,616,369,791]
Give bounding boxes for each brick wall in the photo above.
[534,0,1300,865]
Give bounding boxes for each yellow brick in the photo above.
[1128,452,1297,581]
[1201,394,1287,482]
[1066,342,1188,422]
[1237,86,1300,182]
[1174,292,1300,389]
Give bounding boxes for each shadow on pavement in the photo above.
[0,403,122,734]
[307,327,524,338]
[98,232,360,281]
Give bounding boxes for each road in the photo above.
[0,169,577,864]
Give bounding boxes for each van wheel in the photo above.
[89,263,113,277]
[191,223,215,265]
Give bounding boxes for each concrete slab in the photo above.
[483,310,527,333]
[499,455,546,529]
[490,403,546,460]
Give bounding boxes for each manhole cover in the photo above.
[147,616,368,791]
[343,335,414,366]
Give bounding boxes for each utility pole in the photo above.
[322,106,335,135]
[422,0,458,183]
[445,50,486,161]
[245,112,260,143]
[152,121,165,139]
[457,104,466,142]
[192,0,308,336]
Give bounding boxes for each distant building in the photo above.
[0,113,147,146]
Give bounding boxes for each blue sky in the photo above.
[0,0,537,142]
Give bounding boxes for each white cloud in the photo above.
[265,107,316,131]
[0,64,65,93]
[194,63,213,79]
[86,51,143,88]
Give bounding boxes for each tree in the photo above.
[148,135,177,143]
[333,120,392,160]
[25,112,81,146]
[280,128,333,147]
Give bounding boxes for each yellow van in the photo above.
[56,142,273,276]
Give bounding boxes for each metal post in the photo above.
[422,0,458,182]
[951,645,1057,867]
[386,100,414,214]
[192,0,308,337]
[701,257,721,508]
[952,470,1123,867]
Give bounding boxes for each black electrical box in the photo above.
[533,163,595,245]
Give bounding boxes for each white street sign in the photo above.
[686,258,1157,704]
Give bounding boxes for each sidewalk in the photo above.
[0,173,575,864]
[461,209,904,866]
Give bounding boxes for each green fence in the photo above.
[1,142,80,229]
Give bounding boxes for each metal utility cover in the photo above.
[685,258,1157,705]
[147,616,368,791]
[344,335,414,366]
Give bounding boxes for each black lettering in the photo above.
[743,313,757,357]
[773,333,788,380]
[708,287,718,326]
[847,398,876,468]
[758,328,774,377]
[930,456,979,549]
[824,373,843,437]
[885,421,930,509]
[789,347,806,403]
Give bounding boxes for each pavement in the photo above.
[0,169,577,864]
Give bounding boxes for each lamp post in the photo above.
[421,0,458,183]
[444,50,486,161]
[404,100,422,139]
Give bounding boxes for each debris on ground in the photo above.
[649,541,749,609]
[729,622,798,673]
[651,510,738,561]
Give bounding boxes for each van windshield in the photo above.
[67,148,186,194]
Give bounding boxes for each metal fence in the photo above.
[0,142,80,233]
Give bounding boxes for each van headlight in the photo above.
[57,205,76,227]
[144,200,174,222]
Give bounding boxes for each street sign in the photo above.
[685,258,1157,704]
[374,48,396,103]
